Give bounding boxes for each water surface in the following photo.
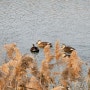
[0,0,90,65]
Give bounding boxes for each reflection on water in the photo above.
[0,0,90,65]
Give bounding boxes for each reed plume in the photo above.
[26,76,43,90]
[67,50,82,81]
[55,40,62,61]
[86,68,90,90]
[4,43,16,59]
[44,45,54,63]
[0,42,88,90]
[0,70,6,90]
[61,50,83,90]
[40,45,55,89]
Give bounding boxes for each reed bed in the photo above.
[0,41,89,90]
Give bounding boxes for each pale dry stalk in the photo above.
[55,40,62,61]
[4,43,16,59]
[67,50,82,81]
[26,76,43,90]
[61,50,82,89]
[39,45,55,89]
[86,68,90,90]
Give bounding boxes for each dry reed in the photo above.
[55,40,62,61]
[86,68,90,90]
[0,42,89,90]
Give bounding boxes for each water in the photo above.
[0,0,90,65]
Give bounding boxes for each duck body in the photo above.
[61,44,75,54]
[36,40,52,48]
[62,53,71,58]
[30,44,39,53]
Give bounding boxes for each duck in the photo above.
[61,44,75,54]
[36,40,52,48]
[62,53,71,58]
[30,44,39,53]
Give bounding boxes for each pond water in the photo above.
[0,0,90,65]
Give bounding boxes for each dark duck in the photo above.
[61,44,75,54]
[30,44,39,53]
[36,40,52,48]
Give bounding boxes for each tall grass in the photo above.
[0,42,89,90]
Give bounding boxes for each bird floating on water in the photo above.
[62,52,71,58]
[36,40,52,48]
[61,44,75,54]
[30,44,39,53]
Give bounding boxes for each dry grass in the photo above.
[86,68,90,90]
[55,40,62,61]
[0,42,89,90]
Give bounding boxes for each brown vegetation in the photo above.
[0,41,89,90]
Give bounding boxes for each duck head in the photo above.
[32,44,35,47]
[61,44,66,49]
[36,40,41,44]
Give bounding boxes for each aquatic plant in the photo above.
[0,41,89,90]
